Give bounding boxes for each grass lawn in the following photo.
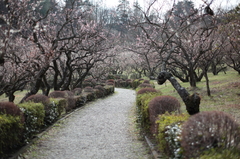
[154,70,240,123]
[0,90,30,104]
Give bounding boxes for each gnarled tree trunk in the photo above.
[157,71,200,115]
[20,64,49,103]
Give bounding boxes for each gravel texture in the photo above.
[20,88,152,159]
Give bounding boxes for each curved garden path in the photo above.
[19,88,152,159]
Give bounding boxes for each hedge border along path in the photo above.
[17,88,152,159]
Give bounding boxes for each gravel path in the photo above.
[20,88,152,159]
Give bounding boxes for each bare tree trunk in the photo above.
[157,71,200,115]
[8,91,15,102]
[204,71,211,96]
[20,65,49,103]
[42,75,51,96]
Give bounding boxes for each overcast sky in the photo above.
[94,0,239,10]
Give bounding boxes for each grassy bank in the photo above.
[154,70,240,122]
[0,90,29,104]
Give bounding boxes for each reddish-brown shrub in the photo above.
[0,102,22,116]
[115,79,122,87]
[106,79,115,86]
[94,85,105,97]
[107,79,115,83]
[126,79,132,82]
[65,97,76,112]
[84,86,94,92]
[148,96,181,134]
[125,79,132,87]
[71,88,82,96]
[143,80,150,84]
[138,83,154,88]
[64,90,74,97]
[0,102,25,125]
[119,80,127,87]
[25,94,50,107]
[82,78,97,87]
[107,81,115,86]
[137,87,158,95]
[181,111,240,158]
[49,91,67,98]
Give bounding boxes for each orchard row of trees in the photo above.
[0,0,239,102]
[0,0,121,102]
[123,0,240,87]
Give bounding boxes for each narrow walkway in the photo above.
[20,88,152,159]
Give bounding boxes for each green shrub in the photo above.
[137,87,159,95]
[132,79,144,89]
[155,113,189,158]
[44,98,66,125]
[25,94,57,126]
[0,114,23,156]
[104,85,114,95]
[75,95,87,108]
[199,148,240,159]
[50,98,66,114]
[136,91,162,132]
[18,102,45,141]
[130,73,140,79]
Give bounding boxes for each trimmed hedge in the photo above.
[104,85,114,96]
[65,97,76,112]
[156,113,189,158]
[199,149,240,159]
[136,91,162,132]
[75,95,87,108]
[0,114,23,156]
[181,111,240,159]
[50,98,66,115]
[18,102,45,140]
[1,82,115,156]
[132,79,144,89]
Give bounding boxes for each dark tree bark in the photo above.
[204,71,211,96]
[157,71,200,115]
[7,91,15,102]
[41,75,51,96]
[20,64,49,103]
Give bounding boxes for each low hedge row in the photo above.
[0,85,114,157]
[136,86,240,159]
[0,114,23,155]
[115,78,155,89]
